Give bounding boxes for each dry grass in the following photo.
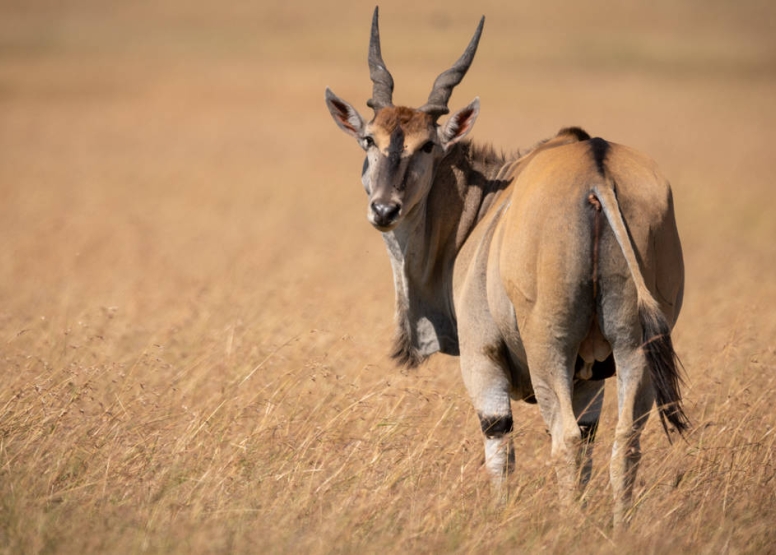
[1,1,775,553]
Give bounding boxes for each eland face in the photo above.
[325,8,482,231]
[359,106,438,231]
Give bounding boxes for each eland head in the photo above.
[325,7,483,231]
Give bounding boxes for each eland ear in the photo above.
[325,88,366,139]
[439,97,480,150]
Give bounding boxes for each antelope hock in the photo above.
[325,7,688,525]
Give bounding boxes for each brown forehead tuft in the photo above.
[372,106,434,135]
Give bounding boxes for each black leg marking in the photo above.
[478,413,514,439]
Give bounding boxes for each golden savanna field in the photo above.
[1,0,775,552]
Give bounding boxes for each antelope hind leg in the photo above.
[572,378,606,492]
[610,347,654,527]
[459,349,515,494]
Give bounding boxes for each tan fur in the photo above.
[325,14,686,528]
[464,138,684,523]
[370,107,435,153]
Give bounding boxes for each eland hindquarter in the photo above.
[325,8,688,526]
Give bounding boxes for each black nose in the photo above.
[371,202,401,227]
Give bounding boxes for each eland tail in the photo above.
[592,181,689,438]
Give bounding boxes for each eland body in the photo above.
[325,8,687,525]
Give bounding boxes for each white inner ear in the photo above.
[325,89,365,139]
[343,110,363,134]
[440,98,480,149]
[335,104,364,137]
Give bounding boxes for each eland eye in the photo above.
[421,141,435,154]
[362,136,376,149]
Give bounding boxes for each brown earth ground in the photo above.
[1,1,775,553]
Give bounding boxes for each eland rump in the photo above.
[325,8,688,525]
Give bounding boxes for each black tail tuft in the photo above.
[639,303,690,440]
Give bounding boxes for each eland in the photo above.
[325,7,688,525]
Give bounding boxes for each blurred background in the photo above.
[0,1,774,552]
[1,0,774,336]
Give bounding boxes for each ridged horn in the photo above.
[366,7,394,112]
[420,16,485,119]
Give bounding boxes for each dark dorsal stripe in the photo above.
[589,137,610,176]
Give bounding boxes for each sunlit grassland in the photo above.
[1,1,775,553]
